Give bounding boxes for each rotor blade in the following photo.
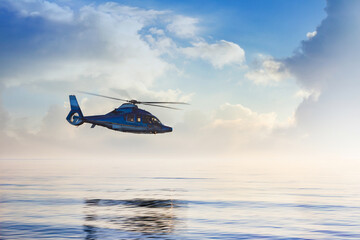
[78,91,129,102]
[142,103,181,110]
[139,101,189,105]
[111,88,132,99]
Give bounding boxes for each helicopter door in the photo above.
[144,115,154,130]
[144,115,151,124]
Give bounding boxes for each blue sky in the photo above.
[1,0,359,161]
[102,0,326,57]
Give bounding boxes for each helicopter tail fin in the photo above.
[66,95,84,126]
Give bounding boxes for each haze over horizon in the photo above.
[0,0,360,163]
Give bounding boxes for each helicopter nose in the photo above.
[163,126,172,132]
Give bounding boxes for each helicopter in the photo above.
[66,92,188,134]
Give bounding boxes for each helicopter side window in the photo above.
[136,116,141,123]
[126,114,135,122]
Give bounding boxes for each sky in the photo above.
[0,0,359,163]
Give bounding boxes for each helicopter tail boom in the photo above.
[66,95,84,126]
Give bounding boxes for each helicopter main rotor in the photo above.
[79,91,189,110]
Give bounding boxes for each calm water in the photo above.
[0,159,360,239]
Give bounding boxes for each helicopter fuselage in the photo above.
[66,96,172,134]
[84,104,172,134]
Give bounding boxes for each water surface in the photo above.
[0,159,360,239]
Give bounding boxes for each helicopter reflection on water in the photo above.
[83,198,184,239]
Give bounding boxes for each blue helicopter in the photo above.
[66,92,188,134]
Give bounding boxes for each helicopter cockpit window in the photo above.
[126,114,135,122]
[143,116,161,125]
[152,117,161,125]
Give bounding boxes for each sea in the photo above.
[0,159,360,240]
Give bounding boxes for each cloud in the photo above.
[285,1,360,91]
[211,103,277,131]
[149,27,165,36]
[294,89,320,101]
[0,1,174,91]
[0,84,9,131]
[181,40,245,69]
[145,33,177,55]
[245,55,291,85]
[285,0,360,158]
[306,31,317,39]
[207,103,280,151]
[170,102,280,159]
[3,0,74,23]
[166,15,199,39]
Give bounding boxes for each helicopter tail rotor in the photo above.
[66,95,84,126]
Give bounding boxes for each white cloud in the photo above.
[149,27,165,36]
[166,15,199,39]
[181,40,245,69]
[0,84,9,131]
[285,1,360,159]
[306,31,317,39]
[245,55,291,85]
[294,89,320,101]
[210,103,277,131]
[1,1,171,91]
[7,0,74,23]
[145,33,177,55]
[166,102,283,159]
